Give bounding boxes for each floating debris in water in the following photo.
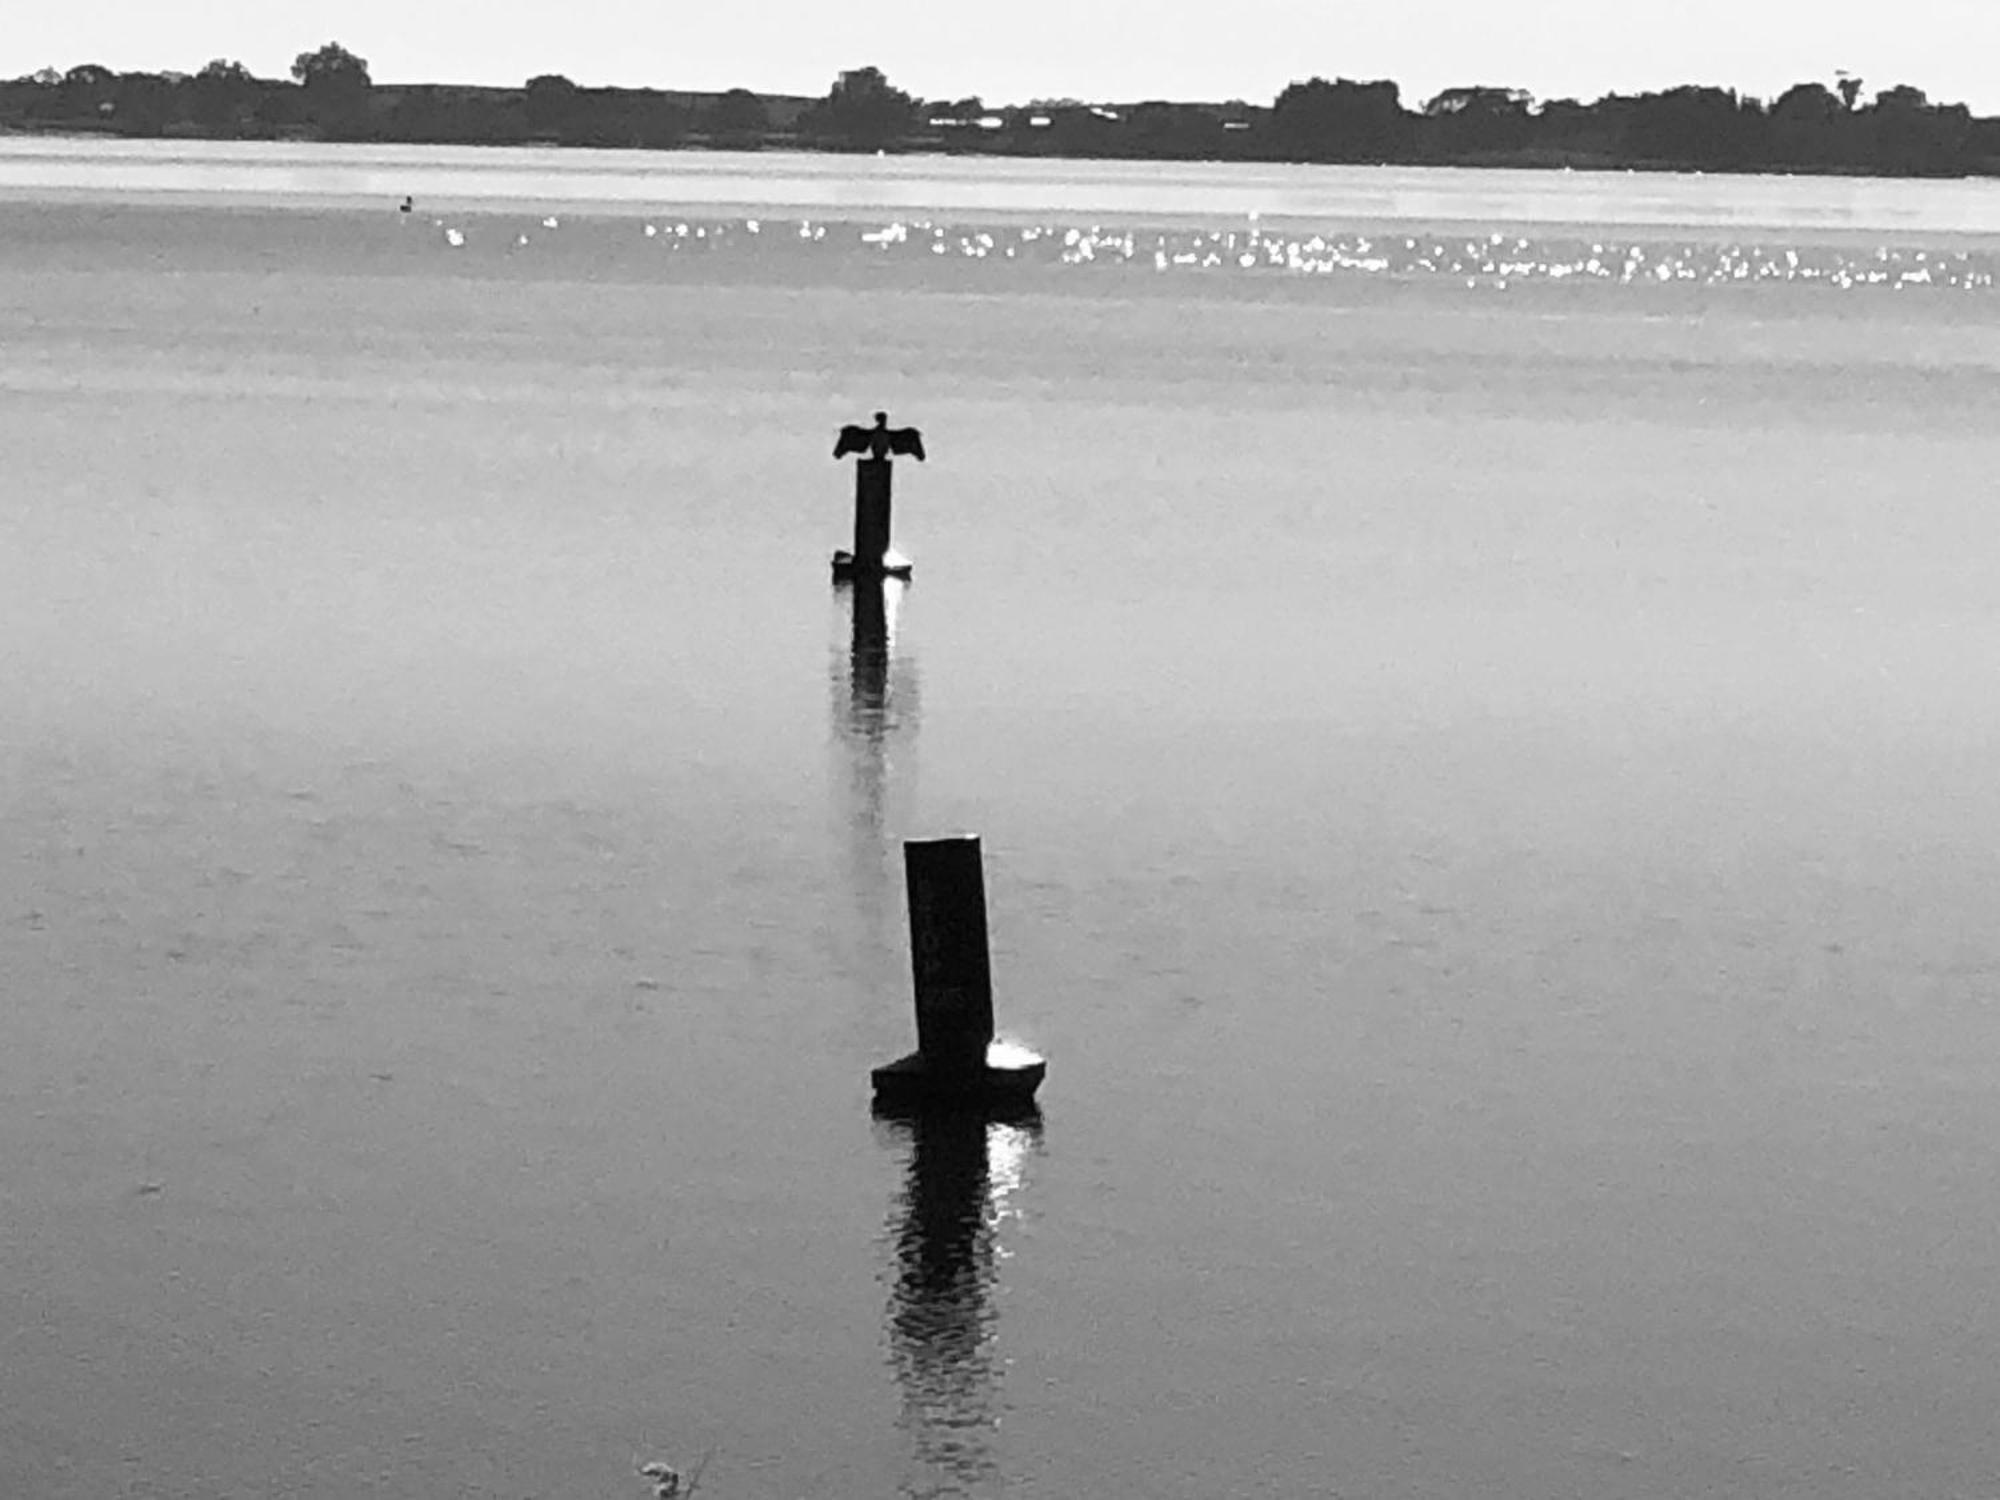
[634,1446,712,1499]
[637,1460,681,1497]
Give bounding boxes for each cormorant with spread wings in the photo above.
[834,411,925,462]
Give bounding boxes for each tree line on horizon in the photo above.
[5,43,1998,178]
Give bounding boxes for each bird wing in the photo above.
[888,427,926,461]
[833,425,870,458]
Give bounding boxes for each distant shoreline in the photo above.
[6,63,2000,182]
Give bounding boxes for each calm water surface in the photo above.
[8,135,2000,235]
[4,145,2000,1499]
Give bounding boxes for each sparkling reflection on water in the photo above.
[366,206,2000,296]
[610,215,2000,291]
[877,1108,1044,1497]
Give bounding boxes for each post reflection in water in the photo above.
[831,577,920,957]
[876,1106,1044,1497]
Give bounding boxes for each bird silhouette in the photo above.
[835,411,925,462]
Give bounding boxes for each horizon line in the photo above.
[8,54,1996,119]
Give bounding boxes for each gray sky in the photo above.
[11,0,2000,113]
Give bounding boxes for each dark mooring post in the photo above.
[853,458,892,576]
[872,835,1046,1111]
[906,836,996,1071]
[832,411,923,581]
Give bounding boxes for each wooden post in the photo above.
[872,835,1044,1111]
[831,413,914,580]
[853,458,892,574]
[905,836,996,1073]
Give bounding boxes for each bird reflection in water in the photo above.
[876,1105,1043,1497]
[831,577,920,958]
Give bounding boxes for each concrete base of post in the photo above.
[870,1047,1046,1112]
[831,550,913,582]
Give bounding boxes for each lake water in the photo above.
[5,143,2000,1500]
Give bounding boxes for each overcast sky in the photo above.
[11,1,2000,114]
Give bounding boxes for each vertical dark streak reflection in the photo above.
[842,574,918,755]
[830,578,920,966]
[876,1107,1044,1497]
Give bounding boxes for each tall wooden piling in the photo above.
[905,836,996,1073]
[852,458,893,575]
[832,412,920,581]
[872,834,1045,1111]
